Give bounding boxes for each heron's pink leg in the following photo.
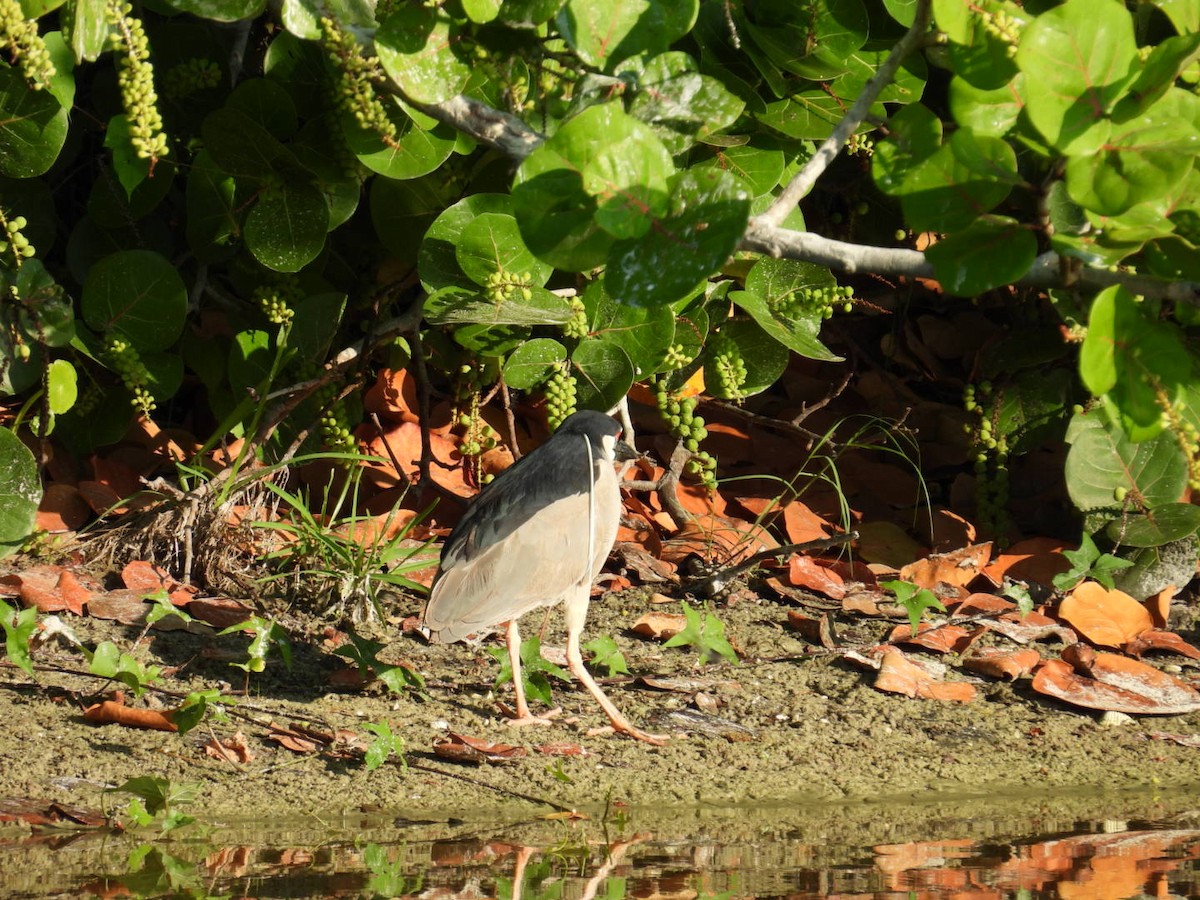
[563,591,668,746]
[503,619,559,726]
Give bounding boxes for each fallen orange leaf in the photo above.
[874,648,976,702]
[83,694,178,732]
[1058,581,1152,648]
[1032,651,1200,714]
[204,731,254,764]
[962,647,1041,681]
[1124,629,1200,660]
[787,555,846,598]
[631,612,687,640]
[887,622,976,654]
[982,536,1071,585]
[900,542,993,590]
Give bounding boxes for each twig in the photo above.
[758,0,935,229]
[682,532,858,597]
[499,377,522,460]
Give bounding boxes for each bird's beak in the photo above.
[613,439,641,463]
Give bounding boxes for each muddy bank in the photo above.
[3,581,1200,824]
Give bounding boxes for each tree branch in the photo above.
[757,0,935,230]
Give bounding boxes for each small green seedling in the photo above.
[362,720,406,772]
[171,688,228,735]
[0,600,38,676]
[1052,532,1134,591]
[108,775,200,837]
[881,579,946,635]
[86,641,162,697]
[546,758,573,784]
[142,589,194,628]
[664,602,739,665]
[583,634,629,677]
[334,628,427,695]
[489,635,571,706]
[219,616,291,676]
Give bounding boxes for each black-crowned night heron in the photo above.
[423,410,666,745]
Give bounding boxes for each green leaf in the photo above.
[425,285,572,326]
[227,329,274,394]
[67,0,111,62]
[932,0,1021,89]
[1107,504,1200,549]
[605,167,750,307]
[924,216,1037,296]
[1064,90,1200,217]
[1015,0,1136,153]
[571,338,636,411]
[455,213,552,287]
[346,104,458,180]
[0,66,68,177]
[46,359,77,415]
[557,0,699,72]
[881,579,946,635]
[512,104,674,270]
[185,150,238,262]
[420,194,513,292]
[691,143,785,197]
[1051,532,1132,591]
[1079,285,1193,434]
[244,179,329,272]
[0,428,39,553]
[1064,407,1188,512]
[165,0,266,21]
[202,107,301,179]
[81,250,188,352]
[0,601,38,675]
[583,280,677,375]
[502,338,567,390]
[622,51,745,154]
[730,258,842,362]
[948,74,1024,137]
[290,293,347,364]
[376,5,471,104]
[582,634,629,677]
[663,602,738,664]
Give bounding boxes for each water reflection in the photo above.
[2,790,1198,898]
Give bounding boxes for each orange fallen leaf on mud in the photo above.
[1145,584,1178,629]
[187,597,256,629]
[433,733,527,764]
[900,542,993,590]
[855,521,925,569]
[962,647,1042,681]
[982,536,1071,585]
[10,567,91,614]
[951,592,1017,617]
[631,612,687,641]
[1124,629,1200,660]
[535,742,590,756]
[121,559,195,605]
[887,622,976,654]
[83,693,178,732]
[787,555,845,598]
[1031,649,1200,715]
[874,648,976,702]
[785,610,837,648]
[204,731,254,764]
[1057,581,1152,648]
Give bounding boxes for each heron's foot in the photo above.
[499,703,562,727]
[587,723,670,746]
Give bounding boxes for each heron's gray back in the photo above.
[424,463,622,643]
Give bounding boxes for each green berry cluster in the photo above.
[774,283,855,321]
[485,269,534,305]
[106,0,169,161]
[653,377,716,489]
[708,335,748,401]
[320,16,399,149]
[846,133,874,157]
[0,212,34,265]
[562,297,588,340]
[254,279,301,326]
[0,0,55,89]
[5,310,29,361]
[456,411,499,457]
[1157,394,1200,491]
[312,380,357,453]
[161,57,220,100]
[103,334,155,415]
[545,366,577,431]
[980,7,1021,57]
[963,382,1011,536]
[663,342,691,371]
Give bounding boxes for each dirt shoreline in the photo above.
[3,582,1200,824]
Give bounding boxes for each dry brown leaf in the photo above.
[36,483,92,533]
[1145,585,1178,629]
[1124,629,1200,660]
[187,597,256,629]
[855,521,925,569]
[204,731,254,764]
[900,542,993,590]
[787,555,846,598]
[785,610,837,648]
[1058,581,1152,648]
[631,612,687,640]
[535,742,590,756]
[887,622,976,654]
[433,733,527,764]
[1031,653,1200,715]
[951,592,1017,617]
[363,367,419,423]
[962,647,1042,681]
[783,501,834,544]
[982,536,1071,585]
[83,693,178,732]
[874,648,976,702]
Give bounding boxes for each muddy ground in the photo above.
[3,572,1200,825]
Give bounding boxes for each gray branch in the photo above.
[757,0,935,230]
